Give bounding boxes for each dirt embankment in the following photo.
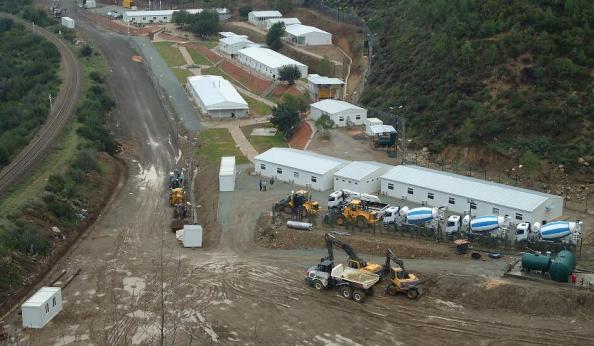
[193,157,222,249]
[254,212,455,259]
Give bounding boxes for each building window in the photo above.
[260,163,266,170]
[427,192,434,200]
[348,180,351,184]
[339,116,345,121]
[355,182,358,184]
[470,202,477,210]
[387,183,394,190]
[294,172,299,178]
[276,167,283,174]
[515,213,523,221]
[448,197,455,205]
[311,176,317,183]
[45,303,49,314]
[52,297,56,307]
[492,207,500,214]
[355,115,361,120]
[407,187,414,195]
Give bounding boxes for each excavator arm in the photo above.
[385,249,405,273]
[324,233,365,265]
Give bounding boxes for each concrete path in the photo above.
[178,45,194,65]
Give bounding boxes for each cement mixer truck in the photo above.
[446,215,511,238]
[327,189,386,210]
[515,220,582,245]
[383,206,444,231]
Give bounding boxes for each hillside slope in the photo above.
[337,0,593,170]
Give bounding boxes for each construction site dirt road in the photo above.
[3,6,594,346]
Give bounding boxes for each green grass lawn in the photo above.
[240,123,287,153]
[187,47,211,65]
[243,94,272,116]
[196,39,218,49]
[198,128,248,164]
[172,68,193,83]
[153,41,186,66]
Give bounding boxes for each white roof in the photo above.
[219,31,238,37]
[255,148,347,175]
[220,156,235,176]
[124,8,203,17]
[22,287,60,307]
[335,161,391,181]
[370,124,396,134]
[266,17,301,26]
[285,24,330,36]
[307,74,344,85]
[249,10,282,18]
[381,165,562,212]
[188,75,248,110]
[220,35,252,45]
[311,99,366,114]
[238,47,306,69]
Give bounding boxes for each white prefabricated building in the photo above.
[333,161,392,194]
[218,35,255,56]
[365,118,383,135]
[21,287,63,329]
[309,100,367,127]
[265,17,301,30]
[307,74,344,101]
[237,46,308,79]
[123,8,229,24]
[61,16,75,29]
[219,156,236,192]
[248,10,283,28]
[380,165,564,225]
[187,75,249,118]
[254,148,348,191]
[83,0,96,9]
[285,24,332,46]
[176,225,203,247]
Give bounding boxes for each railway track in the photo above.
[0,13,82,193]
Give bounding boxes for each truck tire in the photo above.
[340,286,352,300]
[352,289,366,303]
[335,216,345,226]
[356,216,368,229]
[407,288,419,300]
[313,279,324,290]
[386,284,398,296]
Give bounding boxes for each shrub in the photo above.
[80,45,93,57]
[1,224,51,256]
[239,6,252,19]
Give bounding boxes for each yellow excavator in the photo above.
[169,188,185,207]
[275,190,320,217]
[324,233,383,274]
[326,199,382,228]
[383,248,420,299]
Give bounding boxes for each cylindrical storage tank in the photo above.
[286,221,313,231]
[549,250,576,283]
[521,253,551,272]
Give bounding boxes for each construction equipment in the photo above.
[50,0,65,17]
[305,260,380,303]
[324,233,383,274]
[169,188,185,207]
[326,199,382,228]
[383,249,420,299]
[169,169,185,189]
[275,190,320,217]
[327,189,384,209]
[122,0,134,8]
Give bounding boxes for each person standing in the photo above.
[259,179,263,191]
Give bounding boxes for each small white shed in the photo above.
[61,17,75,29]
[218,35,255,56]
[84,0,96,8]
[22,287,63,329]
[365,118,383,136]
[248,10,283,28]
[219,156,236,192]
[333,161,392,194]
[265,17,301,30]
[309,100,367,127]
[285,24,332,46]
[176,225,203,247]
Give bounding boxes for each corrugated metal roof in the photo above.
[220,35,252,45]
[22,287,60,307]
[188,75,248,110]
[255,148,347,175]
[369,124,396,134]
[285,24,330,36]
[307,74,344,85]
[381,165,562,211]
[220,156,235,176]
[238,47,306,69]
[219,31,238,37]
[249,10,282,17]
[266,17,301,26]
[310,99,366,114]
[334,161,392,180]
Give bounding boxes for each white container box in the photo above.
[61,16,75,29]
[365,118,383,136]
[84,0,96,8]
[219,156,236,192]
[22,287,63,329]
[176,225,203,247]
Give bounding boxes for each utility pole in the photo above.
[399,115,406,164]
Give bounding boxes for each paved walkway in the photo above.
[178,46,194,65]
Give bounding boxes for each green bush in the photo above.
[239,6,252,19]
[1,224,51,256]
[80,45,93,57]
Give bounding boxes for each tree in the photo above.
[281,93,308,113]
[266,22,284,50]
[80,45,93,57]
[317,56,333,75]
[172,10,191,28]
[189,11,219,38]
[520,150,540,176]
[278,65,301,85]
[459,118,475,145]
[315,112,335,138]
[271,101,300,139]
[460,40,474,66]
[239,6,252,19]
